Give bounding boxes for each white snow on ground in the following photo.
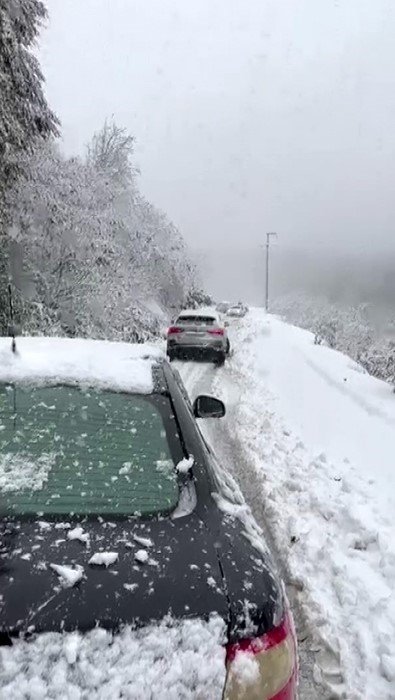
[0,452,55,492]
[215,309,395,699]
[88,552,118,567]
[0,337,163,393]
[0,616,227,700]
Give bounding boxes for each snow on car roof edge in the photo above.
[0,337,164,394]
[178,307,218,319]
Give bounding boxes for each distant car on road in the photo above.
[167,308,230,365]
[216,301,231,314]
[226,303,248,318]
[0,338,297,699]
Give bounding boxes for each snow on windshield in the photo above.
[0,337,163,394]
[0,616,227,699]
[0,452,55,493]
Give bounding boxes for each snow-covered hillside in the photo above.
[178,309,395,699]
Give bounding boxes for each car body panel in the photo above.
[0,347,284,649]
[0,514,229,635]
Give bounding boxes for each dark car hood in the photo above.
[0,514,229,636]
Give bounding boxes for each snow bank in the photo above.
[0,616,226,699]
[220,309,395,699]
[0,337,164,393]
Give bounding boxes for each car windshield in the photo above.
[0,385,183,518]
[177,315,216,325]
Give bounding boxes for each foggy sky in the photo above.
[39,0,395,268]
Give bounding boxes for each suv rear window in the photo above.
[0,385,183,518]
[177,316,216,325]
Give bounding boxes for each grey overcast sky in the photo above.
[39,0,395,258]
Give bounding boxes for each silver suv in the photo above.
[166,308,230,365]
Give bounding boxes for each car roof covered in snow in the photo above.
[0,337,164,394]
[177,307,219,320]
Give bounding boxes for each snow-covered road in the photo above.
[176,309,395,700]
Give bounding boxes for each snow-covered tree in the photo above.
[86,120,137,186]
[86,121,194,313]
[273,293,395,388]
[184,288,213,309]
[0,0,58,333]
[7,121,196,341]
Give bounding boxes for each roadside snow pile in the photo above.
[0,616,227,699]
[272,292,395,386]
[0,452,55,492]
[0,337,163,393]
[219,309,395,700]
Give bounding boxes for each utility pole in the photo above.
[265,232,277,312]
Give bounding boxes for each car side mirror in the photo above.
[193,395,225,419]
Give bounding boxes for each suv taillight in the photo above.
[208,328,225,336]
[167,326,184,335]
[223,611,297,699]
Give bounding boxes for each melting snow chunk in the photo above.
[67,527,90,546]
[133,534,153,548]
[134,549,149,564]
[119,462,132,475]
[38,521,51,531]
[123,583,139,593]
[50,563,84,588]
[176,455,194,474]
[88,552,118,567]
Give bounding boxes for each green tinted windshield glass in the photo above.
[0,385,180,517]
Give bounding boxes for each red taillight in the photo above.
[167,326,184,335]
[208,328,225,336]
[224,611,297,699]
